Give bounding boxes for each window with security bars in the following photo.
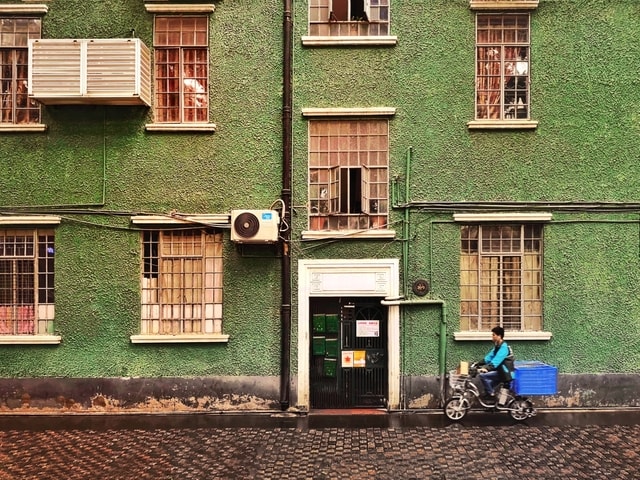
[308,119,388,231]
[460,224,542,332]
[309,0,390,37]
[0,17,41,125]
[141,229,223,335]
[153,15,208,123]
[0,229,54,335]
[475,13,530,120]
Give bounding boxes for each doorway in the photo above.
[309,297,388,408]
[297,259,400,410]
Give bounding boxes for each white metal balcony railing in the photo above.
[28,38,151,106]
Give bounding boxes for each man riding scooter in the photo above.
[477,326,515,404]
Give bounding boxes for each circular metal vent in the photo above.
[233,212,260,238]
[412,279,430,297]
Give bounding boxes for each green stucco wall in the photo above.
[0,0,285,381]
[291,0,640,384]
[1,0,639,410]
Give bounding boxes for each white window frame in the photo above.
[467,5,538,130]
[0,6,47,132]
[130,214,229,344]
[302,107,396,240]
[303,0,397,46]
[144,3,216,132]
[0,216,60,345]
[453,212,551,341]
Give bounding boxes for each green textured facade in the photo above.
[0,0,639,412]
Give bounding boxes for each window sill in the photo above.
[301,36,398,47]
[0,124,47,133]
[0,335,61,345]
[454,331,552,341]
[467,120,538,130]
[302,229,396,240]
[469,0,539,10]
[145,123,217,133]
[0,4,49,14]
[130,333,229,344]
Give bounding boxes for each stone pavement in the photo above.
[0,410,639,480]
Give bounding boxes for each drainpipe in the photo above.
[279,0,293,411]
[380,298,448,406]
[385,147,449,407]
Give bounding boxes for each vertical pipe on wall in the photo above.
[279,0,293,411]
[403,148,411,297]
[400,148,411,409]
[394,147,449,406]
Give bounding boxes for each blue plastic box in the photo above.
[513,360,558,395]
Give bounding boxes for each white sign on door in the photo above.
[356,320,379,337]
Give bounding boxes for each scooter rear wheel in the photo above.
[444,396,469,421]
[509,398,534,421]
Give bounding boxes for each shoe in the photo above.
[482,394,496,404]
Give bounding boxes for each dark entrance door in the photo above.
[310,297,388,409]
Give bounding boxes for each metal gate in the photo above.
[310,297,388,409]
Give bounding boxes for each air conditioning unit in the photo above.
[231,210,280,243]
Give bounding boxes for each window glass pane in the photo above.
[140,230,223,335]
[308,0,390,37]
[308,119,389,231]
[154,16,209,123]
[460,224,542,332]
[0,229,53,335]
[475,14,530,121]
[0,18,41,125]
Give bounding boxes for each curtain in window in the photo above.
[476,14,529,120]
[460,224,542,331]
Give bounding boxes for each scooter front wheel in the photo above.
[509,398,535,421]
[444,396,470,421]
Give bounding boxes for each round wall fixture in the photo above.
[412,279,430,296]
[233,212,260,239]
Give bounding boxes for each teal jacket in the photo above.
[483,341,515,381]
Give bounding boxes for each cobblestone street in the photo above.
[0,410,638,479]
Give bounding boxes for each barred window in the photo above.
[153,15,209,123]
[460,224,542,332]
[308,0,390,37]
[141,229,223,336]
[0,17,42,125]
[475,13,530,121]
[308,119,388,231]
[0,229,54,335]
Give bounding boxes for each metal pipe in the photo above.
[395,200,640,212]
[279,0,293,411]
[399,148,411,409]
[381,297,448,405]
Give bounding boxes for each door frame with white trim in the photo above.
[297,259,400,410]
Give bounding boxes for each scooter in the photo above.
[443,362,536,422]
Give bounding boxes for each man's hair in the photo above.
[491,326,505,338]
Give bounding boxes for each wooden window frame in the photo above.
[0,16,42,128]
[468,12,538,130]
[459,223,544,334]
[307,118,389,234]
[0,228,55,339]
[152,15,209,125]
[133,228,228,344]
[304,0,397,46]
